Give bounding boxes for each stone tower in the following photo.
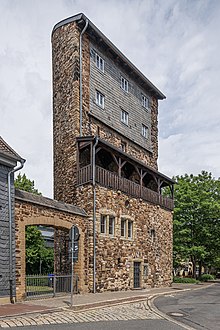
[52,13,174,292]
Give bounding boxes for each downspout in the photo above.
[8,158,25,303]
[79,18,89,137]
[92,136,98,293]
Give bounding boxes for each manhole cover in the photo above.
[168,312,185,317]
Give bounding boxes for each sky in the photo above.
[0,0,220,197]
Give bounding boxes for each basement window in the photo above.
[96,90,105,109]
[96,53,104,72]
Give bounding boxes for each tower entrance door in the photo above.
[133,262,141,288]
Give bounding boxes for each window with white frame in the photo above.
[96,90,105,109]
[121,218,133,239]
[142,124,149,138]
[95,53,104,72]
[121,110,129,125]
[142,95,149,109]
[121,76,128,92]
[100,214,115,236]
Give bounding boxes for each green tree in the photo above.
[173,171,220,277]
[15,173,54,274]
[15,173,41,195]
[26,226,54,274]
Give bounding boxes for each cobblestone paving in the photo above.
[0,301,161,328]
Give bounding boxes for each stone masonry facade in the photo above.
[51,14,173,293]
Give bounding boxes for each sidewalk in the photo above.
[0,282,212,318]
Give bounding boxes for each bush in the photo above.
[199,274,215,282]
[173,277,199,284]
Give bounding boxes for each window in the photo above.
[109,216,115,236]
[121,110,129,125]
[121,141,127,152]
[142,124,148,138]
[96,90,105,109]
[121,219,126,237]
[96,53,104,72]
[128,220,133,239]
[142,95,149,109]
[100,214,115,236]
[121,218,133,239]
[121,76,128,92]
[150,229,156,243]
[100,215,107,234]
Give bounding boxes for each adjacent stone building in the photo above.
[52,13,175,292]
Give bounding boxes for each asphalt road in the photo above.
[8,320,185,330]
[154,282,220,330]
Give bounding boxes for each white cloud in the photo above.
[0,0,220,196]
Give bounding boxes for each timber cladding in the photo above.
[0,165,16,299]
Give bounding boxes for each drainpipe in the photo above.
[79,18,89,137]
[8,158,25,303]
[92,136,98,293]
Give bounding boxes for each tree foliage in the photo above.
[26,226,54,275]
[173,171,220,277]
[15,173,54,274]
[15,173,41,195]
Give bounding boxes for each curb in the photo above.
[0,283,214,319]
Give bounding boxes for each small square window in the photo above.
[121,76,128,92]
[142,95,149,109]
[142,124,148,138]
[121,110,129,125]
[109,216,115,236]
[96,53,104,72]
[100,215,107,234]
[96,90,105,109]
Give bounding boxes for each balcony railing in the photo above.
[77,165,174,210]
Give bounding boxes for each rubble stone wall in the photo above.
[75,184,173,292]
[15,199,89,301]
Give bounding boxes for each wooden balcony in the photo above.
[77,165,174,210]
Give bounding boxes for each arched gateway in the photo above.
[15,189,88,301]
